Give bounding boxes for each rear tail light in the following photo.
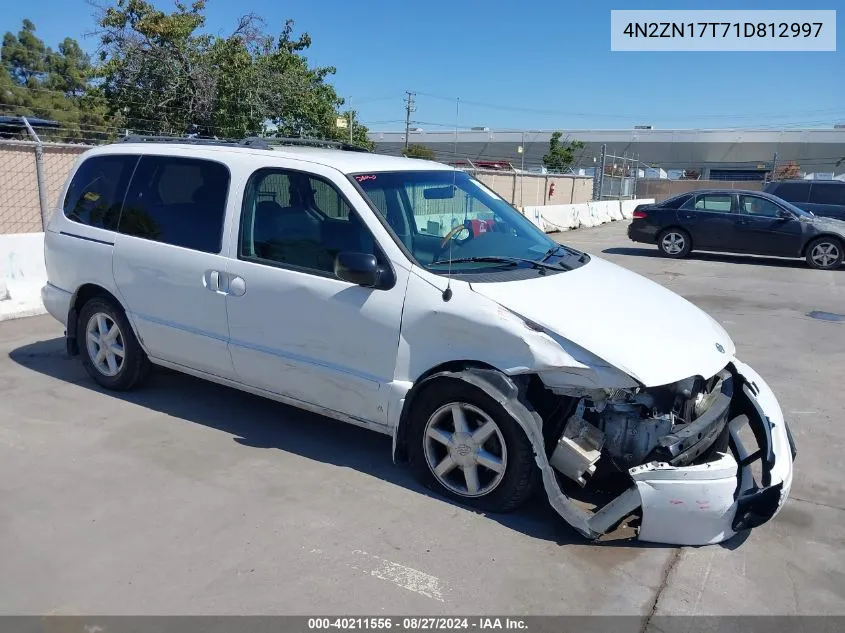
[632,210,648,219]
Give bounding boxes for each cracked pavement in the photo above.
[0,220,843,617]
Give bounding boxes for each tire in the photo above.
[78,295,151,390]
[408,376,538,513]
[805,236,843,270]
[657,228,692,258]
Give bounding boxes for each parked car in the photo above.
[42,138,794,545]
[628,189,845,269]
[764,179,845,221]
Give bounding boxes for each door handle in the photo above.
[204,270,230,294]
[204,269,221,291]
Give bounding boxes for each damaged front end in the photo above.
[522,360,796,545]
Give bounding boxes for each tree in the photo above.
[774,161,801,180]
[403,143,435,159]
[1,20,111,141]
[542,131,584,172]
[2,20,46,84]
[93,0,372,146]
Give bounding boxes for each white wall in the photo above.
[0,232,48,321]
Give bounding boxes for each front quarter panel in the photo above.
[396,267,636,388]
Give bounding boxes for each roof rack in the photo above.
[118,134,261,149]
[118,134,371,153]
[241,136,371,153]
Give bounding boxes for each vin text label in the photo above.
[611,10,836,51]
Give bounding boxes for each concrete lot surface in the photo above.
[1,220,843,618]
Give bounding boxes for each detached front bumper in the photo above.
[627,359,795,545]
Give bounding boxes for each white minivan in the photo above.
[42,137,795,545]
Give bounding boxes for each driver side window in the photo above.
[739,195,782,218]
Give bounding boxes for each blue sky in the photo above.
[4,0,843,131]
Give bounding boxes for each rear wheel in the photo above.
[657,228,692,258]
[408,377,538,513]
[78,296,150,390]
[805,237,843,270]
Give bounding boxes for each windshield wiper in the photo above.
[541,244,584,266]
[436,256,562,271]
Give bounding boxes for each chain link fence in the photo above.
[592,145,639,201]
[0,138,88,234]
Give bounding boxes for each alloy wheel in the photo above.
[810,242,840,268]
[423,402,507,498]
[85,312,125,377]
[661,232,685,255]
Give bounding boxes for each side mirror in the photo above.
[776,208,793,220]
[335,252,381,287]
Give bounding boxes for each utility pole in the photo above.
[404,91,416,151]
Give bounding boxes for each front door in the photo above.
[735,194,804,256]
[224,164,407,428]
[677,193,738,250]
[112,154,235,378]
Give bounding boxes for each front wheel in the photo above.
[657,228,692,258]
[805,236,843,270]
[408,377,538,513]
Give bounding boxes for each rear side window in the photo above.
[682,194,733,212]
[769,182,810,203]
[658,194,692,209]
[809,183,845,206]
[63,155,138,230]
[118,156,230,253]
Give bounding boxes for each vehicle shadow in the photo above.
[602,246,831,270]
[7,336,585,547]
[9,336,748,551]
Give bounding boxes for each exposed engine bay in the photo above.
[405,361,794,545]
[542,370,734,490]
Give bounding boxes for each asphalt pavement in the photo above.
[0,220,843,618]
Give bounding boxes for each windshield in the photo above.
[352,170,583,274]
[775,196,815,218]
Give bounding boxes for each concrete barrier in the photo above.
[524,199,655,233]
[0,232,48,321]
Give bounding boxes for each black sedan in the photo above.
[628,189,845,270]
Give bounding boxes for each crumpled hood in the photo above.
[809,215,845,236]
[470,256,735,387]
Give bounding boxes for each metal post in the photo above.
[771,151,778,182]
[22,117,50,231]
[519,131,525,209]
[633,153,640,200]
[593,144,606,200]
[620,153,627,200]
